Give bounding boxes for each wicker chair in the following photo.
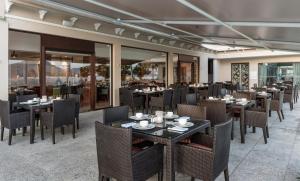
[177,104,206,120]
[293,84,299,103]
[68,94,81,129]
[119,88,144,114]
[180,86,189,104]
[245,98,271,144]
[16,94,38,103]
[95,122,164,181]
[149,89,173,112]
[40,100,76,144]
[0,100,30,145]
[208,84,214,97]
[176,120,232,181]
[186,93,197,105]
[270,91,284,122]
[200,100,231,127]
[283,85,294,110]
[172,87,181,110]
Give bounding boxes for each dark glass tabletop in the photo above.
[114,119,210,140]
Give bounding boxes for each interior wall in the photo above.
[216,55,300,88]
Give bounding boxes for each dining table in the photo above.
[116,117,211,181]
[17,101,53,144]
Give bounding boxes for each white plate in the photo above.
[129,115,150,121]
[164,114,179,119]
[132,124,155,130]
[174,122,194,128]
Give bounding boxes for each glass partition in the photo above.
[9,50,40,95]
[121,47,167,87]
[258,63,294,86]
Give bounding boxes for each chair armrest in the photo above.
[191,133,214,148]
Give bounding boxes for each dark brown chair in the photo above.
[283,85,294,110]
[200,100,231,127]
[186,93,197,105]
[95,122,163,181]
[68,94,81,129]
[176,120,232,181]
[0,100,30,145]
[172,87,181,110]
[103,105,129,126]
[119,88,144,114]
[40,100,76,144]
[180,87,188,104]
[270,91,284,122]
[149,89,173,112]
[177,104,206,120]
[245,98,271,144]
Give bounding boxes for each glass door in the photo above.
[45,51,92,111]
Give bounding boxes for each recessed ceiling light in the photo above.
[117,18,121,21]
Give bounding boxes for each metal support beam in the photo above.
[123,20,300,28]
[176,0,271,51]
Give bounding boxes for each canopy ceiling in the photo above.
[10,0,300,52]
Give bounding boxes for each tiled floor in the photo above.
[0,101,299,181]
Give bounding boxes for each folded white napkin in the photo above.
[236,102,247,105]
[168,126,188,132]
[121,122,136,128]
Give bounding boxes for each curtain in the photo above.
[258,64,267,86]
[293,63,300,85]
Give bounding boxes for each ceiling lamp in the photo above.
[179,43,185,48]
[147,36,153,41]
[5,0,13,13]
[62,17,78,27]
[38,10,47,20]
[169,40,176,46]
[159,38,164,43]
[114,28,125,35]
[134,32,140,39]
[94,23,101,31]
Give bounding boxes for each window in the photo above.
[121,47,167,87]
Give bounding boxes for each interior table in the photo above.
[116,119,210,181]
[18,102,52,144]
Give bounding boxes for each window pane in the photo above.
[121,47,167,87]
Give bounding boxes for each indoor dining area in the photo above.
[0,0,300,181]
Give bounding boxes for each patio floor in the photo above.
[0,101,299,181]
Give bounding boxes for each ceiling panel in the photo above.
[189,0,300,22]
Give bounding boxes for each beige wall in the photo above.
[216,55,300,88]
[0,20,9,100]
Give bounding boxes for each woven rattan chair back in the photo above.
[52,100,75,127]
[0,100,10,127]
[208,84,214,97]
[119,88,134,107]
[16,94,38,103]
[186,93,197,105]
[212,120,232,178]
[200,100,227,127]
[180,87,188,104]
[103,106,129,125]
[172,87,181,109]
[233,92,252,100]
[95,122,133,180]
[177,104,206,120]
[163,89,173,107]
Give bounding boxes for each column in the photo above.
[112,43,121,106]
[0,20,9,100]
[167,52,174,86]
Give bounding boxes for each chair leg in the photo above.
[72,122,76,139]
[40,124,44,140]
[52,128,55,144]
[231,121,234,140]
[61,127,64,135]
[266,126,269,138]
[158,169,163,181]
[262,127,268,144]
[22,127,26,136]
[290,102,293,110]
[224,168,229,181]
[281,109,285,119]
[1,126,4,141]
[8,129,13,145]
[252,127,256,133]
[277,110,282,122]
[191,177,195,181]
[12,129,16,136]
[76,117,79,129]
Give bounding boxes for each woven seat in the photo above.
[176,120,232,181]
[95,122,164,181]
